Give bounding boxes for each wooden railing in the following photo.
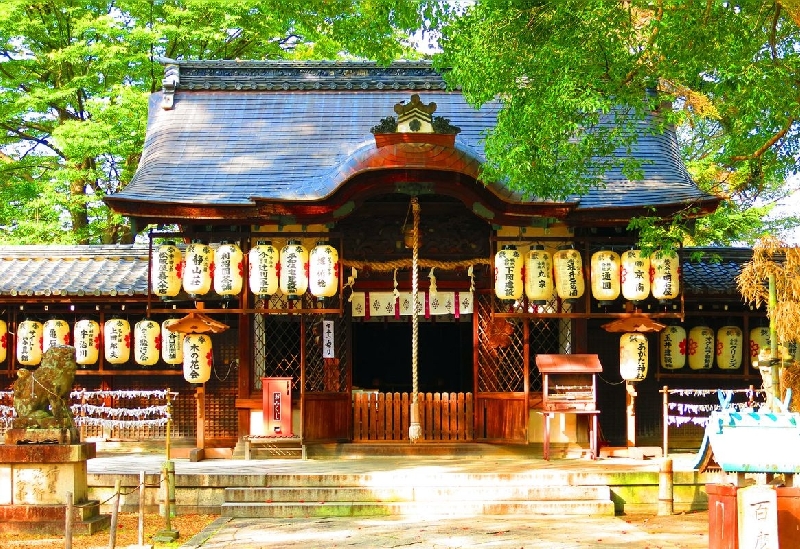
[353,391,474,441]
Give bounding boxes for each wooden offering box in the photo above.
[536,354,601,412]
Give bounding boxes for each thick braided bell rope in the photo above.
[409,197,422,442]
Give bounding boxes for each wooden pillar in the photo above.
[195,385,205,450]
[626,381,637,447]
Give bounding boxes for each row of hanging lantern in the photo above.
[152,240,339,300]
[494,245,680,304]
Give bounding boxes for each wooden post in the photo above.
[662,385,669,457]
[65,491,73,549]
[196,385,205,450]
[626,381,637,447]
[138,470,146,547]
[658,457,674,516]
[109,479,121,549]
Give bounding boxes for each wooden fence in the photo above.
[353,391,474,441]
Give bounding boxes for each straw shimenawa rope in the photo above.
[409,197,422,442]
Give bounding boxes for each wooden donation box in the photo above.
[535,354,602,460]
[261,377,293,436]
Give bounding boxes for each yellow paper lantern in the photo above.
[309,242,339,298]
[650,250,680,301]
[183,334,212,384]
[716,326,743,370]
[43,318,71,352]
[787,341,800,364]
[161,320,184,365]
[249,240,279,296]
[214,242,244,296]
[16,320,43,366]
[104,318,131,365]
[524,245,554,305]
[0,320,7,363]
[688,325,715,370]
[621,249,651,302]
[590,250,621,305]
[750,326,771,364]
[74,319,100,365]
[279,240,309,299]
[151,242,183,298]
[659,325,687,370]
[553,246,585,302]
[620,332,648,381]
[134,319,160,366]
[183,241,214,296]
[494,245,523,301]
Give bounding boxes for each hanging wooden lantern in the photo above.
[104,318,131,365]
[183,334,212,384]
[553,246,585,302]
[279,240,309,299]
[16,319,43,366]
[249,240,279,296]
[309,242,339,298]
[183,241,214,296]
[151,241,183,298]
[650,250,680,301]
[621,249,651,302]
[716,325,743,370]
[0,320,6,363]
[134,319,160,366]
[590,249,621,306]
[620,332,648,381]
[688,325,715,370]
[43,318,70,352]
[659,325,687,370]
[74,319,100,365]
[214,242,244,297]
[494,245,523,301]
[525,245,554,305]
[161,320,184,365]
[750,326,771,364]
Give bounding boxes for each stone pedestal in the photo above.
[0,440,110,535]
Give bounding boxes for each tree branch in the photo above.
[730,117,795,161]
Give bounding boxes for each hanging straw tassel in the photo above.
[409,197,422,442]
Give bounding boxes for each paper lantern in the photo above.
[620,332,648,381]
[309,242,339,298]
[249,240,279,296]
[659,325,686,370]
[279,240,309,299]
[553,246,585,301]
[787,341,800,364]
[43,318,70,352]
[161,320,184,365]
[74,319,100,365]
[183,241,214,296]
[716,326,743,370]
[16,319,43,366]
[104,318,131,365]
[0,320,6,363]
[650,250,680,301]
[688,325,715,370]
[750,326,771,364]
[590,250,621,306]
[151,242,183,298]
[494,245,523,301]
[621,249,651,302]
[214,242,244,297]
[183,334,212,384]
[134,319,160,366]
[525,245,554,304]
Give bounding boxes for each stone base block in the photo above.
[0,500,110,535]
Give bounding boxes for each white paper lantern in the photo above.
[151,242,183,298]
[249,240,279,296]
[309,242,339,298]
[688,325,715,370]
[279,240,309,299]
[0,320,6,363]
[716,326,743,370]
[621,249,651,302]
[43,318,70,352]
[74,319,100,365]
[161,320,184,365]
[525,246,554,305]
[134,319,160,366]
[104,318,131,365]
[494,245,523,301]
[16,319,43,366]
[553,246,585,301]
[590,250,621,305]
[750,326,771,364]
[786,341,800,364]
[650,250,680,301]
[659,325,686,370]
[183,241,214,296]
[214,242,244,296]
[183,334,212,384]
[620,332,648,381]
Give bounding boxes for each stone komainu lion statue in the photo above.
[12,345,77,433]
